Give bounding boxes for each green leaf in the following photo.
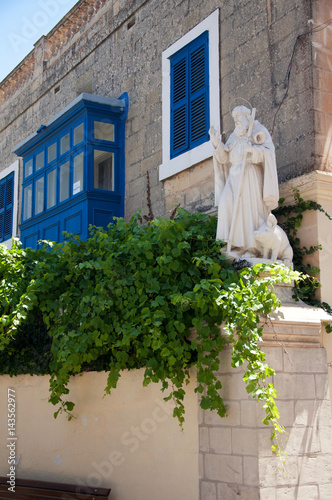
[2,207,327,457]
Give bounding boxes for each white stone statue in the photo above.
[210,105,293,264]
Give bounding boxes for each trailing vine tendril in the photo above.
[0,210,298,449]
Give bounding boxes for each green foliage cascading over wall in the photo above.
[0,209,295,447]
[273,189,332,320]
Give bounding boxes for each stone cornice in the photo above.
[0,0,108,102]
[263,303,331,348]
[279,170,332,204]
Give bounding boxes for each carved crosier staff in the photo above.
[226,108,256,252]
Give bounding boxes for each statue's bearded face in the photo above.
[234,116,249,137]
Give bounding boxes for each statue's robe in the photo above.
[213,121,279,253]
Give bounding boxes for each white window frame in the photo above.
[159,9,220,181]
[0,160,19,249]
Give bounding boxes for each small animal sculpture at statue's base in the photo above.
[254,213,293,265]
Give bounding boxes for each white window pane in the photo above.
[73,152,84,195]
[47,170,57,209]
[60,161,70,202]
[94,150,114,191]
[94,121,115,142]
[60,133,70,155]
[25,159,33,178]
[35,177,44,215]
[74,123,84,145]
[48,142,57,163]
[36,151,44,171]
[23,184,32,220]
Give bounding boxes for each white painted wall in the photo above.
[0,369,199,500]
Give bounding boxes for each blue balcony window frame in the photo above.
[169,30,210,160]
[47,140,58,166]
[89,146,118,194]
[72,148,86,197]
[24,156,34,179]
[46,166,57,211]
[22,131,87,221]
[22,181,33,222]
[15,93,129,248]
[59,129,71,158]
[34,173,45,217]
[90,116,117,145]
[35,148,46,172]
[59,158,71,205]
[73,119,86,148]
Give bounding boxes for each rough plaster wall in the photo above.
[0,0,321,221]
[0,370,199,500]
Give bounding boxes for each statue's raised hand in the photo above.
[209,126,220,149]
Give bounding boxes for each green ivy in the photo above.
[273,189,332,332]
[0,210,297,446]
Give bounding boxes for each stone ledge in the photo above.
[210,279,331,348]
[279,169,332,204]
[262,301,331,348]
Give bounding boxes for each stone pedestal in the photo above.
[199,292,332,500]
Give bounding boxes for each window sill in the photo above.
[159,141,212,180]
[0,239,14,250]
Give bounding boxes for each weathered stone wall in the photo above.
[219,0,315,183]
[312,0,332,172]
[279,170,332,437]
[0,0,328,222]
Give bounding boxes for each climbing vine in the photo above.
[273,189,332,327]
[0,209,297,448]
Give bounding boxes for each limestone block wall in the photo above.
[199,347,260,499]
[279,171,332,306]
[258,346,332,500]
[312,0,332,172]
[199,324,332,500]
[163,159,215,215]
[218,0,315,183]
[279,171,332,420]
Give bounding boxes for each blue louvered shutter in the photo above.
[170,31,209,159]
[170,55,188,157]
[0,173,14,242]
[0,181,4,242]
